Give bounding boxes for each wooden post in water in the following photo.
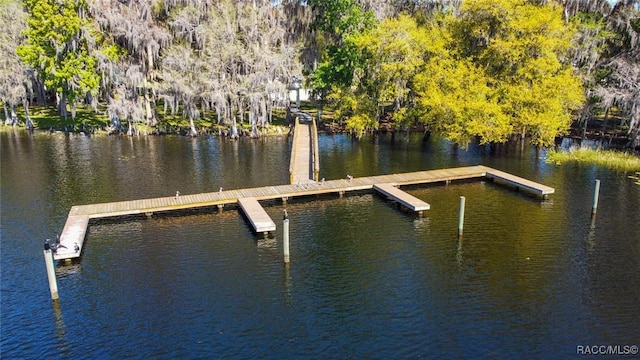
[458,196,466,236]
[43,240,59,300]
[592,179,600,215]
[283,210,290,264]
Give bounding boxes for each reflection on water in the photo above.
[1,131,639,358]
[456,235,464,266]
[51,301,71,358]
[55,263,82,278]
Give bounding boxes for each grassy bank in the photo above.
[546,148,640,172]
[2,102,299,135]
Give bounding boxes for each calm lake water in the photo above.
[1,130,639,359]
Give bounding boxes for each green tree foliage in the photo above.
[451,0,584,146]
[415,55,512,145]
[390,0,582,147]
[17,0,103,121]
[308,0,376,91]
[0,0,30,126]
[327,87,378,137]
[3,0,634,147]
[314,0,584,145]
[352,15,430,124]
[307,0,376,39]
[593,1,640,147]
[159,0,300,137]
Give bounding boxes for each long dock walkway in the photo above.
[53,165,554,260]
[289,109,319,184]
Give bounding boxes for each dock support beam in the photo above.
[283,212,290,264]
[458,196,466,236]
[592,179,600,215]
[43,247,59,300]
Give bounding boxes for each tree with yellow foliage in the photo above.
[428,0,584,147]
[342,0,584,146]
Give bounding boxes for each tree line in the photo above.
[0,0,638,148]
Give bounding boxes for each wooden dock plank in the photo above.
[290,111,318,184]
[238,197,276,233]
[53,213,89,260]
[482,167,554,196]
[374,183,431,212]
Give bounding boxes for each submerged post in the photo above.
[592,179,600,215]
[283,210,290,264]
[43,240,59,300]
[458,196,466,236]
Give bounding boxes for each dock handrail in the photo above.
[288,115,300,184]
[311,116,320,181]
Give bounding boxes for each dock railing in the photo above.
[288,115,300,184]
[311,117,320,181]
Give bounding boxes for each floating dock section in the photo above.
[484,168,555,197]
[238,197,277,234]
[53,165,554,261]
[373,183,431,213]
[54,212,90,260]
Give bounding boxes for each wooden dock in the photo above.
[238,197,277,234]
[53,165,554,260]
[484,168,555,196]
[54,213,89,260]
[289,110,319,184]
[374,183,431,212]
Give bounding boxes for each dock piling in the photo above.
[283,211,290,264]
[592,179,600,215]
[43,242,59,300]
[458,196,466,236]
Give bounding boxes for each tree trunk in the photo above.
[259,98,267,127]
[3,102,9,124]
[251,112,258,138]
[87,93,98,111]
[216,104,223,124]
[71,102,77,121]
[601,107,609,138]
[189,116,197,137]
[23,99,33,130]
[35,79,46,105]
[146,43,154,75]
[10,103,17,126]
[145,44,157,126]
[143,77,154,126]
[57,93,68,121]
[230,116,239,139]
[144,85,152,125]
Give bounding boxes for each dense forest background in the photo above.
[1,0,638,148]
